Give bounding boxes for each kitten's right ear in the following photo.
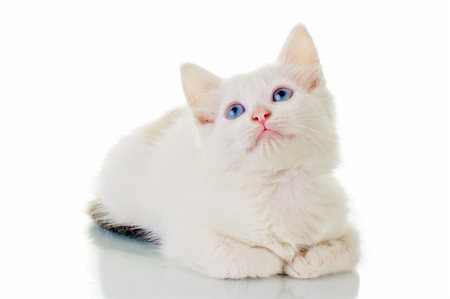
[278,24,319,66]
[278,25,321,91]
[180,63,222,125]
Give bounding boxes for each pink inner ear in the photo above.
[295,69,321,92]
[306,78,319,91]
[197,115,214,125]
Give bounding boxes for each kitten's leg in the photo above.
[284,227,360,279]
[161,230,283,279]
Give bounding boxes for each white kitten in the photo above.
[89,24,360,279]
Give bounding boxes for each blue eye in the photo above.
[273,87,293,102]
[225,103,246,119]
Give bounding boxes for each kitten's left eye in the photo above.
[273,87,293,102]
[225,103,246,119]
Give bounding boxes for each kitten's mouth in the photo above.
[246,126,296,153]
[255,128,281,144]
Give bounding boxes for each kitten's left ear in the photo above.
[278,25,322,91]
[180,63,222,125]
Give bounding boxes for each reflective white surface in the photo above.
[88,226,360,299]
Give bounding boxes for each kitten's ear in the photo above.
[278,25,321,91]
[180,63,222,125]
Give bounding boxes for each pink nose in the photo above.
[252,110,271,124]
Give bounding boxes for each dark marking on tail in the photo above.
[88,200,160,243]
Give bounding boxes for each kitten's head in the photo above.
[181,25,338,174]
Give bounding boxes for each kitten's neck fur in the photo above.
[217,162,330,196]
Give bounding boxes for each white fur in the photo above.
[94,24,360,279]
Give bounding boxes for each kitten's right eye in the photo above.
[225,103,246,119]
[273,87,293,102]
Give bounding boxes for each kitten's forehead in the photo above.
[221,65,292,106]
[224,66,279,91]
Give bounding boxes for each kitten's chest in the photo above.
[211,171,342,261]
[245,174,332,259]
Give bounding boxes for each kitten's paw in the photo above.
[284,235,359,279]
[207,246,283,279]
[203,236,284,279]
[284,241,337,279]
[284,254,322,279]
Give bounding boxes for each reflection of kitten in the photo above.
[89,24,360,279]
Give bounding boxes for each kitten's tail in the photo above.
[87,199,159,243]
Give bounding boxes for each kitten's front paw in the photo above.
[284,242,335,279]
[284,254,322,279]
[284,235,359,279]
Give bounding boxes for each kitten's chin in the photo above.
[255,129,280,144]
[246,129,296,154]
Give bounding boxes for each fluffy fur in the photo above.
[90,24,360,279]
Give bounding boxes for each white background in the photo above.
[0,0,449,298]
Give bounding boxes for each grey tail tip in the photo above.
[87,199,160,243]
